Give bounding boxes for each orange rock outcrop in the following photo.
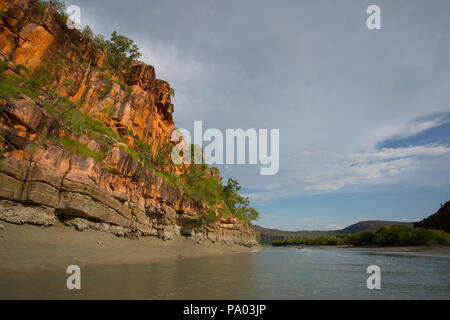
[0,0,257,246]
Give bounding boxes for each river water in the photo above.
[1,247,449,299]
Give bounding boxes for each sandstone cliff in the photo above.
[0,0,258,246]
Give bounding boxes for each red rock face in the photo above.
[0,0,257,246]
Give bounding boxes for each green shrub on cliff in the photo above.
[37,0,66,14]
[135,139,154,167]
[0,57,67,100]
[54,138,104,162]
[201,210,220,224]
[100,77,113,96]
[185,165,224,205]
[46,96,119,141]
[222,178,259,225]
[128,139,183,188]
[119,144,140,163]
[0,72,26,100]
[106,31,142,70]
[154,143,173,169]
[131,140,173,173]
[82,25,108,51]
[37,0,68,25]
[182,146,227,206]
[118,81,133,93]
[40,89,127,162]
[27,65,55,89]
[0,62,39,100]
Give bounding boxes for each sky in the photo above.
[71,0,450,230]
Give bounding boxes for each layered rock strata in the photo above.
[0,0,258,247]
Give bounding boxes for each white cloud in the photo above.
[75,0,450,207]
[366,116,450,145]
[297,144,450,193]
[140,44,208,87]
[398,117,450,139]
[349,145,450,163]
[302,157,417,192]
[244,143,450,203]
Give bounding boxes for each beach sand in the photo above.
[0,221,261,274]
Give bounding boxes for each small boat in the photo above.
[297,245,304,250]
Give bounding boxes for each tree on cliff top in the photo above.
[82,25,107,49]
[223,178,259,225]
[106,31,142,70]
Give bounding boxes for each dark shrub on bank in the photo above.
[272,225,450,247]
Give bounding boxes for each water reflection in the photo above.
[0,247,448,299]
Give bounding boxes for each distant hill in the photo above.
[253,220,413,243]
[414,201,450,233]
[337,220,413,234]
[252,225,333,243]
[254,201,450,243]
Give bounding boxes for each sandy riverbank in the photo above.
[0,221,262,274]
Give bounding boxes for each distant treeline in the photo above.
[272,225,450,247]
